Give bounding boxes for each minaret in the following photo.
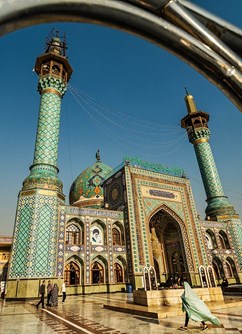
[181,91,236,220]
[7,33,72,299]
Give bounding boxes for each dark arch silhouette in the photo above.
[1,0,242,111]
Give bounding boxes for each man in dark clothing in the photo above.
[46,280,53,306]
[36,280,46,309]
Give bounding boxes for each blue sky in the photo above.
[1,1,242,236]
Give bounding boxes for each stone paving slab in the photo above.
[0,293,242,333]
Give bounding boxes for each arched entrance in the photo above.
[150,209,187,284]
[212,257,225,281]
[64,261,80,285]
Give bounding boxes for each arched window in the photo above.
[206,229,217,249]
[114,263,123,283]
[42,62,50,74]
[52,64,60,75]
[226,257,238,281]
[212,257,224,279]
[112,228,121,245]
[219,231,230,249]
[91,261,104,284]
[205,234,213,249]
[224,261,233,278]
[66,224,80,245]
[64,261,80,285]
[219,234,226,249]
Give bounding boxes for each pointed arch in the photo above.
[112,220,125,245]
[91,255,108,284]
[225,257,238,279]
[66,218,84,245]
[205,229,217,249]
[149,204,194,272]
[219,230,230,249]
[64,256,83,285]
[114,255,127,282]
[114,263,124,283]
[212,256,224,280]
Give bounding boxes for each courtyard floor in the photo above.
[1,293,242,333]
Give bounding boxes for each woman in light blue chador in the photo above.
[180,282,221,331]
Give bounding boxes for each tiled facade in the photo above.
[5,36,242,300]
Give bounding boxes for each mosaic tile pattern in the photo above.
[69,160,112,205]
[33,91,61,167]
[188,128,235,217]
[10,47,70,281]
[10,204,33,277]
[228,219,242,270]
[57,208,66,277]
[10,193,62,278]
[124,165,208,275]
[194,140,224,198]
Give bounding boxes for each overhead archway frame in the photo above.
[1,0,242,111]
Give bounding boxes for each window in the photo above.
[219,231,230,249]
[64,262,80,285]
[224,262,233,278]
[205,234,213,249]
[112,228,121,245]
[206,229,217,249]
[52,64,60,75]
[91,262,104,284]
[66,224,80,245]
[114,263,123,283]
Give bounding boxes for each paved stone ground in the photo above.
[0,293,242,333]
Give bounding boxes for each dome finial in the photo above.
[96,149,101,162]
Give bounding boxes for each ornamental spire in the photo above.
[181,93,236,219]
[184,88,198,114]
[96,149,101,162]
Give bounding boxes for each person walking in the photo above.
[46,280,53,306]
[179,282,221,331]
[36,280,46,309]
[61,280,67,303]
[50,283,59,307]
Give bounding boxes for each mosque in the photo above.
[5,35,242,300]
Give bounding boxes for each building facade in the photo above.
[5,35,242,300]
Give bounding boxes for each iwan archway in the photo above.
[150,209,188,285]
[1,0,242,111]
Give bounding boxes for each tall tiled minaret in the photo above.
[181,91,236,220]
[8,33,72,299]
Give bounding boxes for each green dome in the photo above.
[69,153,112,206]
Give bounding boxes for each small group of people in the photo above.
[166,276,183,288]
[36,280,67,309]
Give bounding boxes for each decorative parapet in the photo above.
[188,128,210,144]
[38,76,67,96]
[123,156,184,177]
[65,206,124,219]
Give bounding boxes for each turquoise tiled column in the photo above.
[188,128,235,218]
[181,93,235,219]
[9,37,72,280]
[23,76,66,192]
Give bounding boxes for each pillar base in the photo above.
[6,278,63,300]
[205,196,236,220]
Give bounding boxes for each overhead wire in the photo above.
[68,85,187,157]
